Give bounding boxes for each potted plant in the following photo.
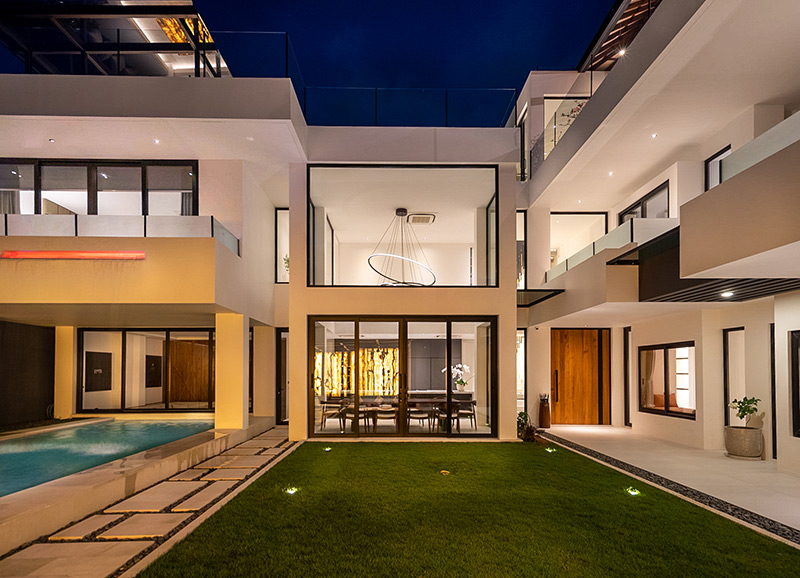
[517,411,538,441]
[443,363,471,392]
[725,397,762,459]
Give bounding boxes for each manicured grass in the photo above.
[142,442,800,577]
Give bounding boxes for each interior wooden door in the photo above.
[168,340,209,402]
[551,329,609,424]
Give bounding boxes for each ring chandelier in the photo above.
[367,208,436,286]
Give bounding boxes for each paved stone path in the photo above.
[0,426,293,578]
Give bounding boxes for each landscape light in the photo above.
[324,447,332,452]
[625,486,641,496]
[546,447,556,453]
[285,487,299,495]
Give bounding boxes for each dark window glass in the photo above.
[147,165,195,216]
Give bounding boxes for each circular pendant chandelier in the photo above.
[367,208,436,286]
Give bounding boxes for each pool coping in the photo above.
[0,418,113,441]
[0,416,274,556]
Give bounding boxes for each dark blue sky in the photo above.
[194,0,616,92]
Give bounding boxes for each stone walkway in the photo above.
[0,426,294,578]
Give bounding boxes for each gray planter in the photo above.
[724,426,763,459]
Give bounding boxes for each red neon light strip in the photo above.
[0,250,145,260]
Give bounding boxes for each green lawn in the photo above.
[141,442,800,578]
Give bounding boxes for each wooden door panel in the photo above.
[551,329,603,424]
[169,340,209,402]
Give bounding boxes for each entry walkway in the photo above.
[544,425,800,544]
[0,425,295,578]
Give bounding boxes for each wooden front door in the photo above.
[550,329,610,424]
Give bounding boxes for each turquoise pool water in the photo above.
[0,420,213,498]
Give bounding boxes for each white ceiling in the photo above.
[310,166,496,244]
[0,116,304,206]
[540,0,800,212]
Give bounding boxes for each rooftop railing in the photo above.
[1,214,240,256]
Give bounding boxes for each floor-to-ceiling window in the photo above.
[310,316,496,437]
[78,328,214,412]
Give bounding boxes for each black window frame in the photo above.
[306,164,500,288]
[638,340,697,420]
[790,330,800,438]
[0,158,198,216]
[516,209,527,290]
[618,180,669,225]
[274,207,289,284]
[517,107,528,181]
[77,327,214,414]
[704,145,732,191]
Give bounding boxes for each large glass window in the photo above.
[516,329,526,413]
[619,181,669,225]
[275,208,289,283]
[42,165,88,215]
[147,165,195,216]
[516,210,526,289]
[550,212,607,267]
[790,331,800,438]
[723,328,745,426]
[310,317,496,437]
[0,159,198,216]
[705,145,732,190]
[0,162,34,214]
[307,166,498,287]
[639,342,696,419]
[97,166,142,215]
[79,328,214,412]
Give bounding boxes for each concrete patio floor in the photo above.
[545,425,800,541]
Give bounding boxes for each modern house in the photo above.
[2,0,800,474]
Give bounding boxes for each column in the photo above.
[252,325,275,419]
[215,313,249,430]
[54,326,77,419]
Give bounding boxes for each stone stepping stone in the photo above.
[261,447,285,456]
[222,447,262,456]
[49,514,123,541]
[224,455,272,468]
[201,467,256,481]
[0,541,153,577]
[172,481,237,512]
[98,513,191,540]
[170,469,206,481]
[250,438,285,448]
[106,482,205,513]
[239,439,283,448]
[195,456,233,469]
[255,432,288,439]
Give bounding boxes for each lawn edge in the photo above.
[543,435,800,551]
[119,440,304,577]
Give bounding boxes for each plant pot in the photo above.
[724,426,763,459]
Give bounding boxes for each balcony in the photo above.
[1,215,239,256]
[545,218,678,283]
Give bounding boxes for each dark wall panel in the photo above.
[0,320,55,427]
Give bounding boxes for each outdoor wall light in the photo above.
[285,487,299,495]
[48,138,55,143]
[625,486,641,496]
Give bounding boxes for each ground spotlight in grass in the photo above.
[625,486,641,496]
[284,487,298,495]
[324,447,332,452]
[546,447,556,453]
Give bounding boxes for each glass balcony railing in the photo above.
[720,110,800,183]
[2,215,240,256]
[545,218,679,283]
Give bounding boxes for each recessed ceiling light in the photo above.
[608,171,614,176]
[721,291,734,298]
[617,48,626,57]
[555,220,560,223]
[245,136,255,141]
[577,200,582,204]
[651,133,658,138]
[153,138,160,144]
[48,138,55,143]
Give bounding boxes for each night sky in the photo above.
[194,0,617,93]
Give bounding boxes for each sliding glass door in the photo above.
[310,316,496,437]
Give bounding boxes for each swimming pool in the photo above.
[0,420,213,498]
